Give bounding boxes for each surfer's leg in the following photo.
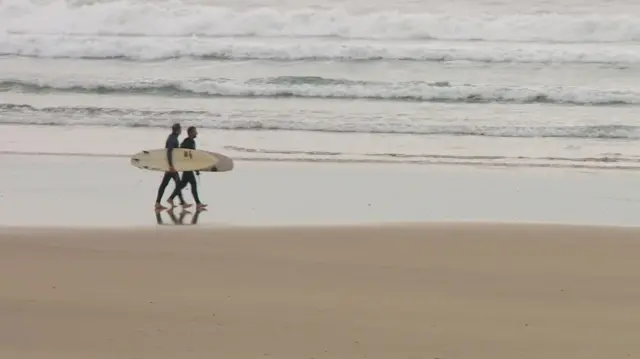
[186,172,206,208]
[186,173,201,204]
[173,172,187,205]
[167,173,190,207]
[155,172,173,208]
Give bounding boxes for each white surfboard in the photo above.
[200,151,234,172]
[130,148,219,172]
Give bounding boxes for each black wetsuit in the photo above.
[155,133,185,205]
[168,137,201,204]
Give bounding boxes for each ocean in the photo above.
[2,0,640,169]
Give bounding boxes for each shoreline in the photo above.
[3,149,640,171]
[3,147,640,172]
[2,124,640,171]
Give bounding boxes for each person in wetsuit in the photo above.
[155,123,191,210]
[167,126,207,210]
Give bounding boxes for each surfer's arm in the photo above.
[166,139,177,168]
[167,147,174,167]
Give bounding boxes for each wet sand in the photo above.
[2,153,640,227]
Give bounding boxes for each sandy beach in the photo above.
[3,137,640,358]
[2,223,640,359]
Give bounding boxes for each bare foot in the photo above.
[155,203,167,210]
[182,203,193,209]
[196,203,208,210]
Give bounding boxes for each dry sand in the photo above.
[1,222,640,359]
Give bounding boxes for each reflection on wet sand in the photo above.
[155,207,206,225]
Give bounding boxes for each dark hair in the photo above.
[172,123,181,131]
[187,126,196,133]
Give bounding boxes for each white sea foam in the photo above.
[2,35,639,64]
[2,103,640,140]
[2,77,638,105]
[3,0,639,63]
[1,0,640,43]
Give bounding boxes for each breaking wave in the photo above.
[2,0,640,65]
[1,77,637,105]
[2,35,640,64]
[2,0,640,42]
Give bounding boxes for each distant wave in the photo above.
[2,0,640,43]
[3,103,640,140]
[1,77,637,106]
[0,104,208,117]
[2,35,639,65]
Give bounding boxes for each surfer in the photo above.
[167,126,207,210]
[155,123,191,210]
